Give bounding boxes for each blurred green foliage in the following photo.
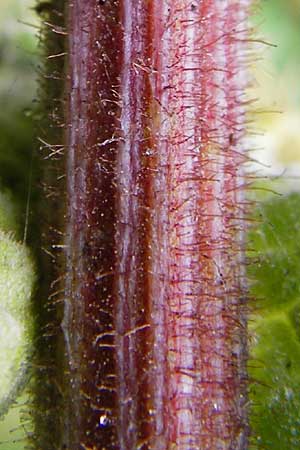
[0,1,38,449]
[249,194,300,312]
[248,0,300,447]
[0,225,36,416]
[259,0,300,71]
[0,0,38,210]
[252,0,300,173]
[249,194,300,449]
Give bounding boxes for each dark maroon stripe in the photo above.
[65,1,121,448]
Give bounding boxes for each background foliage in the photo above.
[0,1,37,448]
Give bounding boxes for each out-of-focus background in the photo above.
[248,2,300,448]
[0,1,38,449]
[0,0,300,449]
[0,0,38,205]
[251,0,300,189]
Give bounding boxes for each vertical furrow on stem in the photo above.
[147,2,172,448]
[196,1,250,448]
[161,2,204,448]
[224,2,251,447]
[198,2,235,447]
[115,1,155,448]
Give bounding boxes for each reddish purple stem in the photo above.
[38,1,251,449]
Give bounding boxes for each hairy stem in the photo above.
[34,1,251,449]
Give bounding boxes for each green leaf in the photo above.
[0,191,36,418]
[249,193,300,449]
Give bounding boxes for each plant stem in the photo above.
[34,1,251,449]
